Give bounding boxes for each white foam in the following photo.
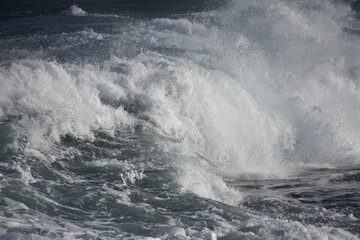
[0,60,134,156]
[2,0,360,215]
[124,0,360,204]
[64,4,121,18]
[67,5,87,16]
[215,0,360,166]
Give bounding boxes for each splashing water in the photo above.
[0,0,360,239]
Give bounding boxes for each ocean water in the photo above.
[0,0,360,239]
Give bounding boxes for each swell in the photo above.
[0,0,228,22]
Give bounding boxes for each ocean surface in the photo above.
[1,0,360,239]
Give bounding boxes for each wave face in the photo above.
[0,0,360,239]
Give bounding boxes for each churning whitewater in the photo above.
[0,0,360,239]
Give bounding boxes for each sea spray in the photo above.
[0,0,359,239]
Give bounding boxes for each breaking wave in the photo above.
[1,0,360,239]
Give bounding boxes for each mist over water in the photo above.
[0,0,360,239]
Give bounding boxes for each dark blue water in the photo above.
[1,0,360,239]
